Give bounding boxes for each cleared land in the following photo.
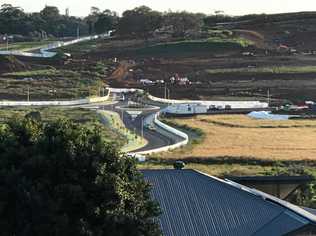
[205,66,316,74]
[0,56,113,100]
[161,115,316,161]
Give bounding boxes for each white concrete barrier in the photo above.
[0,93,110,107]
[148,94,268,109]
[0,34,109,58]
[133,112,189,155]
[109,88,144,93]
[109,88,267,109]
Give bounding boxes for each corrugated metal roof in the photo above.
[142,170,316,236]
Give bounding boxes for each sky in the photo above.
[2,0,316,16]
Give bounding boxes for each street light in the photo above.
[77,24,80,39]
[3,35,9,51]
[27,86,30,102]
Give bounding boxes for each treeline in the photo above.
[0,4,118,39]
[2,3,316,40]
[0,4,205,39]
[0,4,88,38]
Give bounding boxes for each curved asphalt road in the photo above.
[99,94,185,153]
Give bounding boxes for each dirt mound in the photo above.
[106,61,137,87]
[233,30,266,48]
[0,55,30,74]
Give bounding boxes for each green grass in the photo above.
[136,39,248,56]
[0,68,104,100]
[54,39,100,56]
[3,69,80,77]
[0,107,126,148]
[206,36,253,47]
[206,66,316,74]
[98,110,147,152]
[138,158,316,178]
[138,162,278,177]
[0,40,57,51]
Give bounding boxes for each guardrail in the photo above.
[133,112,189,155]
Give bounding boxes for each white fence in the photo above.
[148,94,268,109]
[108,88,268,109]
[0,34,108,58]
[0,93,110,107]
[109,88,143,93]
[134,112,189,155]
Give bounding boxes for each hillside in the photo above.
[216,12,316,51]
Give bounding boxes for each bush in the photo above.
[0,118,161,236]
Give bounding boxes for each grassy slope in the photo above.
[136,38,250,56]
[0,66,105,100]
[206,66,316,74]
[0,40,57,51]
[98,110,147,152]
[0,107,126,148]
[141,114,316,179]
[157,115,316,161]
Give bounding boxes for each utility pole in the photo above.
[3,35,9,51]
[164,84,167,99]
[267,88,271,106]
[141,117,144,138]
[77,24,80,39]
[27,86,30,102]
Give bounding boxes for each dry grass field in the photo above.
[165,115,316,161]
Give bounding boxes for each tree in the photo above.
[0,4,29,35]
[94,10,118,34]
[118,6,162,39]
[40,6,60,19]
[25,111,41,121]
[163,12,204,38]
[0,4,89,38]
[0,118,161,236]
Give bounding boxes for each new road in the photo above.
[99,95,186,154]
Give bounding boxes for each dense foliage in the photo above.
[117,6,163,39]
[0,3,205,40]
[0,4,88,38]
[0,4,117,38]
[3,3,316,40]
[0,118,161,236]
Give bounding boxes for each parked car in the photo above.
[145,124,156,131]
[225,105,232,110]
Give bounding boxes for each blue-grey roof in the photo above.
[142,169,316,236]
